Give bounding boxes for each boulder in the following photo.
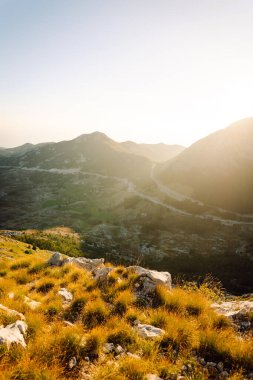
[47,252,64,266]
[93,267,113,283]
[127,266,171,305]
[135,322,165,339]
[0,320,28,349]
[58,288,73,303]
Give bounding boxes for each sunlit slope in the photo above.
[0,132,152,181]
[121,141,185,162]
[158,118,253,213]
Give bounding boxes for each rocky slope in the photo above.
[0,235,252,380]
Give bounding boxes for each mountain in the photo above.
[121,141,185,162]
[0,142,52,158]
[0,132,152,182]
[158,118,253,213]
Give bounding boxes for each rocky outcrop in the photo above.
[135,322,165,339]
[47,253,172,307]
[0,320,28,349]
[212,300,253,331]
[47,252,104,272]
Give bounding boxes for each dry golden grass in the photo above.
[0,235,252,379]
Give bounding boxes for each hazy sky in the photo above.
[1,0,253,148]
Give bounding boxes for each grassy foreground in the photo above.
[0,235,252,380]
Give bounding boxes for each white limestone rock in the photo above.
[58,288,73,303]
[0,320,28,349]
[135,322,165,339]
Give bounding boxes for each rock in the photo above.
[58,288,73,303]
[47,252,63,266]
[198,357,206,366]
[115,345,124,355]
[217,362,224,372]
[63,321,74,327]
[207,363,219,377]
[66,257,104,272]
[94,267,113,283]
[207,362,217,368]
[0,304,25,320]
[128,266,172,291]
[24,296,41,310]
[0,320,28,349]
[212,300,253,320]
[103,343,115,354]
[69,357,77,369]
[146,375,163,380]
[127,352,141,359]
[47,252,105,273]
[135,322,165,339]
[127,266,171,305]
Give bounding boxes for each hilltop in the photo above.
[0,234,252,380]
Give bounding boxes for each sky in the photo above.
[0,0,253,148]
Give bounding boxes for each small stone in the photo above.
[198,358,206,366]
[207,366,219,377]
[103,343,114,354]
[146,375,163,380]
[115,345,124,354]
[63,321,74,327]
[207,362,217,367]
[181,365,187,373]
[127,352,141,359]
[217,362,224,372]
[58,288,73,303]
[84,357,90,362]
[69,357,77,369]
[135,323,165,339]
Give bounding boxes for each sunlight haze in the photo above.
[1,0,253,147]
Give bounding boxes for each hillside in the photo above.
[0,234,252,380]
[0,132,152,182]
[157,118,253,213]
[121,141,185,162]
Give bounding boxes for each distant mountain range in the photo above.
[0,132,184,181]
[157,118,253,213]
